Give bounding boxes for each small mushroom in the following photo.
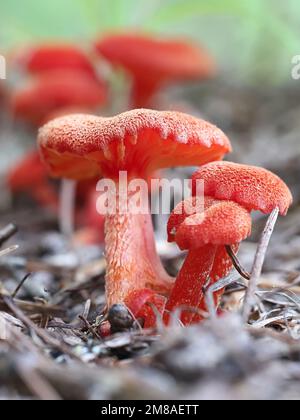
[7,150,58,212]
[7,152,105,241]
[165,197,252,325]
[165,162,292,325]
[16,43,97,79]
[95,33,215,108]
[37,109,231,323]
[11,69,108,126]
[191,161,293,216]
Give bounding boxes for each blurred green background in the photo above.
[1,0,299,85]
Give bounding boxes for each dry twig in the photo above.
[243,208,280,321]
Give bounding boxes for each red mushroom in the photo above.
[7,151,105,241]
[37,109,231,323]
[124,288,167,329]
[7,150,58,212]
[95,33,215,108]
[15,44,97,79]
[165,197,252,325]
[11,69,108,126]
[165,162,292,325]
[191,161,292,216]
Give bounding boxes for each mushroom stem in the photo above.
[192,245,239,323]
[59,179,77,237]
[164,245,217,325]
[130,79,159,108]
[104,189,173,309]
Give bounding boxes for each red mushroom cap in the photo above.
[17,44,96,78]
[167,196,216,242]
[95,33,215,107]
[96,33,215,82]
[192,161,293,216]
[169,197,252,250]
[7,150,47,191]
[11,69,107,126]
[7,150,58,211]
[38,109,231,180]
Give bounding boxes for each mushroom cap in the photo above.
[168,197,252,250]
[7,151,47,191]
[192,161,293,216]
[38,109,231,180]
[95,33,215,84]
[17,44,96,78]
[11,69,107,126]
[167,196,216,242]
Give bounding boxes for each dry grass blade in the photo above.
[11,273,32,299]
[0,223,18,246]
[251,313,295,329]
[225,245,251,280]
[0,295,65,317]
[243,208,280,321]
[0,245,19,258]
[205,272,241,319]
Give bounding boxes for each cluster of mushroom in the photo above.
[95,33,214,108]
[10,33,214,125]
[37,109,292,333]
[11,44,108,126]
[165,162,292,325]
[5,48,105,243]
[6,33,214,241]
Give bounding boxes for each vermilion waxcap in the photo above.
[38,109,231,180]
[168,197,252,250]
[96,33,215,81]
[11,69,107,126]
[167,196,216,242]
[192,161,293,216]
[95,33,215,107]
[8,151,47,191]
[165,197,252,326]
[174,200,252,250]
[17,44,96,78]
[7,150,58,211]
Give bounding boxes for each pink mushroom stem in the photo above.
[164,245,217,325]
[105,189,173,308]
